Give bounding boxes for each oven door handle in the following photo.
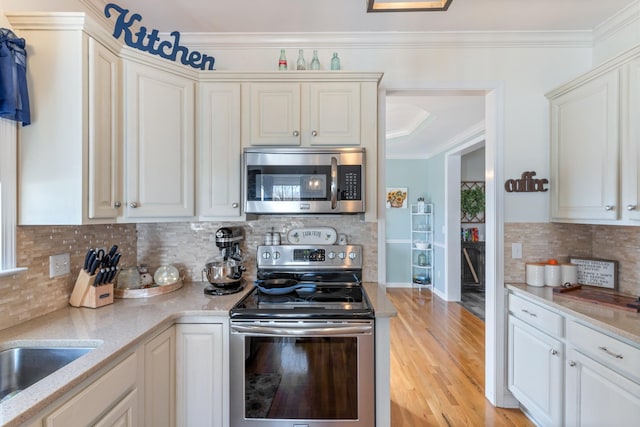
[231,324,372,336]
[330,156,338,209]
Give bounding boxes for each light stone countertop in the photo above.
[0,281,395,426]
[507,283,640,346]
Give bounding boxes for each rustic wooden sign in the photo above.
[504,171,548,192]
[569,257,618,290]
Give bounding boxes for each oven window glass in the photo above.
[244,336,358,420]
[247,166,330,201]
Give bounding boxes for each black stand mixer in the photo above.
[203,227,246,295]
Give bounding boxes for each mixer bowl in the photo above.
[203,260,245,287]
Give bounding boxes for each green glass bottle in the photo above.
[310,50,320,70]
[330,52,340,70]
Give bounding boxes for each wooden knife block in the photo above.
[69,269,114,308]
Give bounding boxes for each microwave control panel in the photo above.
[339,165,362,201]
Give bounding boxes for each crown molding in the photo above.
[593,0,640,46]
[178,30,593,50]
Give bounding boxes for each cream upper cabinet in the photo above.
[88,38,122,220]
[197,82,242,217]
[547,46,640,225]
[243,81,364,147]
[124,61,195,219]
[621,56,640,221]
[10,16,123,225]
[548,69,620,222]
[244,83,301,145]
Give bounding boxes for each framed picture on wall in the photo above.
[386,187,408,208]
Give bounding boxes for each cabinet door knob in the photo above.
[311,130,318,137]
[627,204,637,211]
[568,361,576,367]
[129,202,138,209]
[293,130,300,137]
[232,203,239,208]
[550,349,558,356]
[604,205,614,211]
[114,201,122,208]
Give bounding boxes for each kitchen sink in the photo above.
[0,346,95,403]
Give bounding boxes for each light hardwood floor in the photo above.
[387,287,533,426]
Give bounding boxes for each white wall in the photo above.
[593,1,640,65]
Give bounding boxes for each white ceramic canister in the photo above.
[560,263,578,285]
[526,263,546,287]
[544,264,562,287]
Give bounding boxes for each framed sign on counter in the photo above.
[569,257,618,289]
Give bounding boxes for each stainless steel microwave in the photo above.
[243,147,365,214]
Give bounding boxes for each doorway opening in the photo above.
[379,86,514,407]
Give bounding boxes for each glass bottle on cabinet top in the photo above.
[411,202,433,287]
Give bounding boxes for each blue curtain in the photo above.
[0,28,30,126]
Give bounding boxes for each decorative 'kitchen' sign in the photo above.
[104,3,215,70]
[504,171,548,193]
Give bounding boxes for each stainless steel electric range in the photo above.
[230,244,375,427]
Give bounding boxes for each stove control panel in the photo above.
[257,245,362,270]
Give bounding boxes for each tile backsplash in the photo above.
[0,224,137,331]
[4,219,638,332]
[505,222,640,296]
[0,217,377,331]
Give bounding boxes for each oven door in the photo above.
[230,319,374,427]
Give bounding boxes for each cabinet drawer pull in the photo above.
[569,361,576,367]
[232,203,239,208]
[604,205,614,211]
[627,204,637,211]
[293,130,300,137]
[114,201,122,208]
[550,349,558,356]
[311,130,318,137]
[521,309,537,317]
[598,346,624,359]
[129,202,138,209]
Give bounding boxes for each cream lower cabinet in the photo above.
[44,352,138,427]
[565,321,640,427]
[143,326,176,427]
[508,291,640,427]
[176,321,228,427]
[508,294,564,427]
[197,82,242,218]
[124,61,195,219]
[508,316,563,427]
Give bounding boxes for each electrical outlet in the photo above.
[511,242,523,259]
[49,253,71,278]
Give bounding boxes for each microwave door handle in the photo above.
[331,156,338,209]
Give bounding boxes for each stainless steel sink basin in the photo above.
[0,347,94,403]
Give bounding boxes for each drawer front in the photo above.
[509,293,564,337]
[567,321,640,381]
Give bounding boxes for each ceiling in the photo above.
[4,0,637,158]
[72,0,637,33]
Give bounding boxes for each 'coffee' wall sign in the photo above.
[504,171,548,192]
[104,3,215,70]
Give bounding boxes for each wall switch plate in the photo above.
[511,243,523,259]
[49,253,71,278]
